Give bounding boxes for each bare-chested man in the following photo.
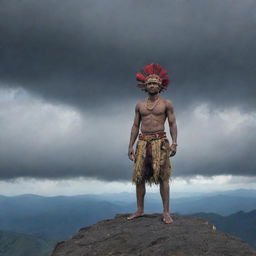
[127,63,177,224]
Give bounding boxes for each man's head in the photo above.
[145,83,161,96]
[144,74,162,94]
[136,63,170,93]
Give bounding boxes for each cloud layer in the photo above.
[0,87,255,180]
[0,0,256,111]
[0,1,255,181]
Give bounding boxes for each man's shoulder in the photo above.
[135,100,146,108]
[160,97,173,106]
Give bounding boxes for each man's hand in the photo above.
[169,144,177,157]
[128,147,135,161]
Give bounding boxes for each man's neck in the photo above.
[147,93,159,102]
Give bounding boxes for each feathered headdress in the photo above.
[136,63,170,92]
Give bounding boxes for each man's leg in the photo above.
[127,181,145,220]
[160,179,173,224]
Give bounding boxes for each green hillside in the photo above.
[0,230,56,256]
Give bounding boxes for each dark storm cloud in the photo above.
[0,0,256,181]
[0,0,256,111]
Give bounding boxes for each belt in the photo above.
[139,132,166,141]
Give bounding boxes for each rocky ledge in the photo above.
[51,213,256,256]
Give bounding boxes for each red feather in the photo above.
[154,64,162,75]
[159,69,168,78]
[162,76,170,86]
[144,63,154,75]
[136,72,146,82]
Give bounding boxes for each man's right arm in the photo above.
[128,103,141,161]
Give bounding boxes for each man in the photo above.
[127,63,178,224]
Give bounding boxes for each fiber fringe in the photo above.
[132,137,172,186]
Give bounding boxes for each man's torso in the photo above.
[137,97,167,134]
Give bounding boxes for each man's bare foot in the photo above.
[162,212,173,224]
[127,211,144,220]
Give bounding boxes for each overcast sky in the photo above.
[0,0,255,194]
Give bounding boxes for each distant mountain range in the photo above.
[0,229,56,256]
[0,188,255,255]
[191,210,256,249]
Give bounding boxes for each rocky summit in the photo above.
[51,213,256,256]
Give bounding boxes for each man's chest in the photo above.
[139,102,166,117]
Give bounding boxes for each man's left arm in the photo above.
[166,99,178,156]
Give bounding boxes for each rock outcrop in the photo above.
[51,213,256,256]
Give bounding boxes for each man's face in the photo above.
[145,82,161,94]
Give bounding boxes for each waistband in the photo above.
[139,132,166,141]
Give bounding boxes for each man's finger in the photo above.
[128,154,135,161]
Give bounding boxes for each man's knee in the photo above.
[160,178,169,184]
[136,180,145,186]
[160,179,169,187]
[136,181,146,190]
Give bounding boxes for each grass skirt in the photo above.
[132,137,172,186]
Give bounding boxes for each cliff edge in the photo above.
[51,213,256,256]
